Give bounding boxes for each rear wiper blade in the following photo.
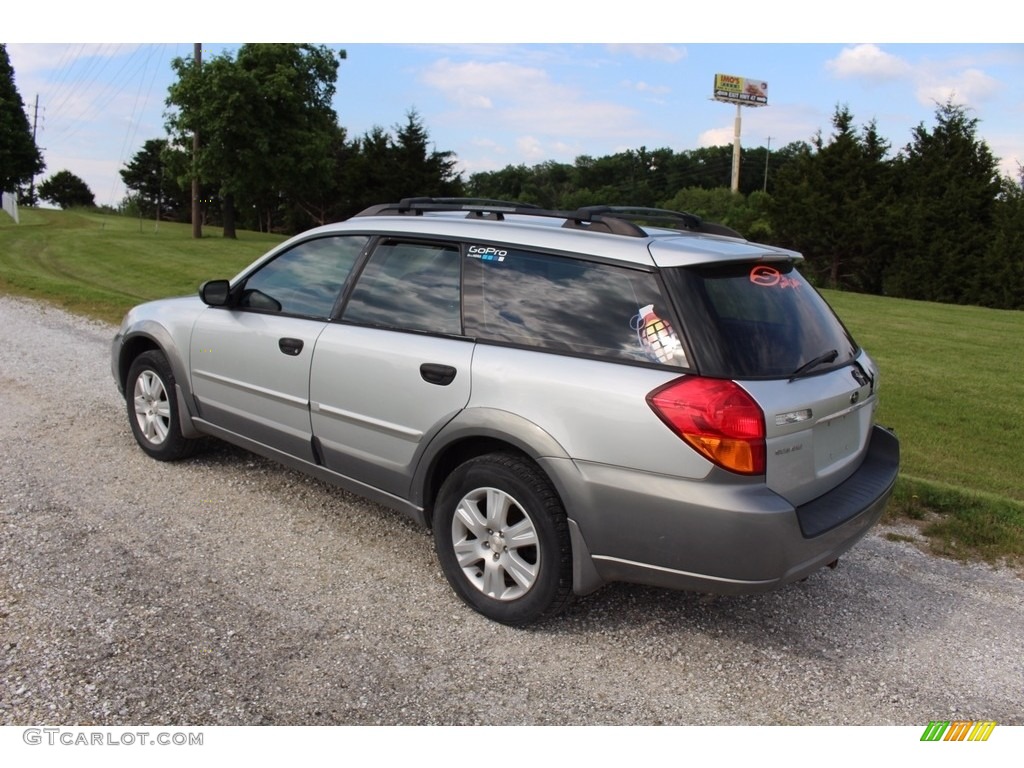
[790,349,838,381]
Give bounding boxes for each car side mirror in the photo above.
[199,279,231,307]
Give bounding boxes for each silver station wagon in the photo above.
[112,199,900,625]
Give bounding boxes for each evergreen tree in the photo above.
[337,114,464,218]
[887,101,1002,304]
[0,44,45,195]
[392,109,462,199]
[981,171,1024,309]
[770,106,892,291]
[120,139,188,220]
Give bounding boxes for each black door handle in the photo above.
[279,337,304,356]
[420,363,457,386]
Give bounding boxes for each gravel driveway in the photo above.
[1,295,1021,726]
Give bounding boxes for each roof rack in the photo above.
[352,197,743,239]
[571,206,743,238]
[354,197,542,221]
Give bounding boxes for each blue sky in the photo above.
[5,4,1022,207]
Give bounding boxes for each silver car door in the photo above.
[190,234,367,462]
[309,239,472,496]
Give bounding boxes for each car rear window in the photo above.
[663,262,858,379]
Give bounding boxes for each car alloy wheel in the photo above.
[125,350,198,462]
[451,485,539,601]
[134,368,171,445]
[434,452,572,625]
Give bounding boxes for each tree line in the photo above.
[3,43,1020,309]
[465,103,1022,309]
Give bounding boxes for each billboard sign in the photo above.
[713,74,768,106]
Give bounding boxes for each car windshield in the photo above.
[663,261,858,379]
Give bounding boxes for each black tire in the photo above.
[125,350,198,461]
[433,452,573,625]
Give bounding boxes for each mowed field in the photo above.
[0,207,283,323]
[2,207,1022,566]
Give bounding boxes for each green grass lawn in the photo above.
[0,207,283,323]
[825,290,1024,567]
[2,208,1022,568]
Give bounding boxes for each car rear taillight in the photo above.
[647,377,766,475]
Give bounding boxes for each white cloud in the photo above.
[420,58,642,139]
[471,137,505,152]
[516,136,547,162]
[826,44,912,81]
[915,67,1001,107]
[605,44,687,63]
[629,81,671,95]
[699,126,735,147]
[420,59,549,104]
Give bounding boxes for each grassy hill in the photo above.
[2,207,1021,567]
[0,207,284,323]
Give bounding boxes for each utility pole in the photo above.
[763,136,773,193]
[29,94,40,204]
[156,161,163,233]
[191,44,202,239]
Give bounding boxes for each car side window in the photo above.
[342,240,462,335]
[463,247,690,368]
[238,235,368,318]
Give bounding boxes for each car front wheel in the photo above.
[433,452,573,625]
[125,350,197,461]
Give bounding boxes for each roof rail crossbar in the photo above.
[560,212,647,237]
[353,197,542,220]
[575,205,743,238]
[578,205,702,228]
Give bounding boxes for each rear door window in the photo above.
[463,247,689,368]
[664,262,857,379]
[341,240,462,335]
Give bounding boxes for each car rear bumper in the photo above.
[548,425,900,596]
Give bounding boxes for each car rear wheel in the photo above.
[126,350,198,461]
[433,452,572,625]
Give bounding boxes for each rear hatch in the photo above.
[659,258,878,505]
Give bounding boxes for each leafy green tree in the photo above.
[518,160,574,209]
[120,138,189,220]
[287,123,351,229]
[671,146,736,191]
[465,144,798,213]
[887,100,1003,304]
[166,44,342,237]
[572,148,664,206]
[38,170,95,209]
[466,164,534,203]
[0,44,45,196]
[662,187,773,241]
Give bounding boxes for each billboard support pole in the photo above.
[713,74,768,195]
[731,103,742,194]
